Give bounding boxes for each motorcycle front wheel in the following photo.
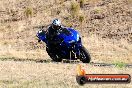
[80,46,91,63]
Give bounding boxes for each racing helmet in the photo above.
[52,19,61,30]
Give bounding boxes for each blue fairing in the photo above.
[36,30,47,43]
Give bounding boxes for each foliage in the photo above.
[24,7,33,18]
[71,1,80,17]
[79,14,85,23]
[79,0,85,8]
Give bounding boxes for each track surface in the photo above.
[0,60,132,88]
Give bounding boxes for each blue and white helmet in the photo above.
[52,19,61,30]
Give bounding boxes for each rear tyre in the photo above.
[46,47,62,62]
[80,46,91,63]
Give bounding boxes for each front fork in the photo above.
[69,45,81,60]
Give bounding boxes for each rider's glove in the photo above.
[38,39,41,42]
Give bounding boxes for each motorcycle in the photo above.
[36,27,91,63]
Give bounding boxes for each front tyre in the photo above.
[80,46,91,63]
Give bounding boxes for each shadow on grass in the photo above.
[0,57,132,68]
[0,57,81,64]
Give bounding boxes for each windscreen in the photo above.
[59,28,72,36]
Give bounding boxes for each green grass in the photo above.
[114,61,126,68]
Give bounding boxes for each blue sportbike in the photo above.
[36,28,91,63]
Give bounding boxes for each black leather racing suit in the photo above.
[46,26,64,51]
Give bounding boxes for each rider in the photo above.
[46,19,62,42]
[45,19,66,50]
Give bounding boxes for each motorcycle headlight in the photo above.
[77,34,80,41]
